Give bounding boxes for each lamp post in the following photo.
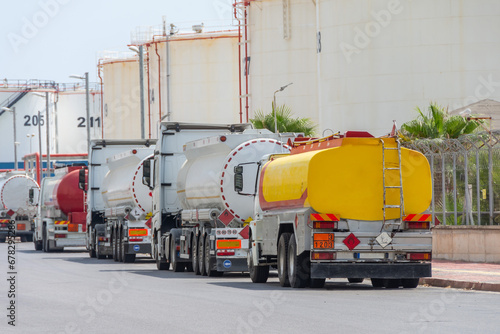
[129,45,145,139]
[273,83,293,133]
[33,92,51,177]
[70,73,90,152]
[2,107,18,170]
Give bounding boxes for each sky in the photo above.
[0,0,235,84]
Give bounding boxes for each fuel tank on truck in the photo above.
[177,130,292,224]
[100,149,154,216]
[259,137,432,221]
[42,167,86,216]
[0,171,39,216]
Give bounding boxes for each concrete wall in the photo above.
[433,226,500,263]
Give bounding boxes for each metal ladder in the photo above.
[380,138,405,225]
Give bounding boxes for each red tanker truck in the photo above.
[33,166,87,252]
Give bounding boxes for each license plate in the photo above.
[356,252,386,259]
[313,233,334,249]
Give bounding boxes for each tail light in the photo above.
[98,237,109,242]
[311,251,336,260]
[54,234,66,238]
[129,237,143,242]
[313,221,338,229]
[407,252,431,260]
[217,250,235,256]
[406,221,430,229]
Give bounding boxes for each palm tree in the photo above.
[400,102,483,140]
[250,104,316,136]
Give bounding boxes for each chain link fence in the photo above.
[403,130,500,225]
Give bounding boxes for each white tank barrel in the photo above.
[0,171,39,216]
[101,149,154,215]
[178,132,291,224]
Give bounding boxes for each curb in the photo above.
[420,278,500,293]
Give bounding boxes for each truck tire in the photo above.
[118,229,124,262]
[278,233,291,287]
[171,238,184,272]
[205,234,221,277]
[124,253,136,263]
[113,229,119,262]
[42,225,50,253]
[288,233,309,288]
[96,234,106,259]
[402,278,419,289]
[248,247,269,283]
[384,279,401,289]
[192,234,200,275]
[199,234,206,276]
[89,230,97,258]
[348,278,364,283]
[309,278,326,289]
[371,278,385,288]
[155,238,169,270]
[34,237,43,251]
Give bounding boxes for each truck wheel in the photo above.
[310,278,326,288]
[205,234,220,277]
[118,229,124,262]
[34,236,43,251]
[278,233,291,287]
[192,234,200,275]
[348,278,364,284]
[171,238,184,272]
[43,225,50,252]
[384,279,401,289]
[155,238,169,270]
[112,229,119,262]
[248,247,269,283]
[371,278,385,288]
[124,253,136,263]
[288,233,309,288]
[89,230,97,258]
[402,278,420,288]
[96,234,106,259]
[199,234,206,276]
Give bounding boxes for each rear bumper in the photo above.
[55,238,86,247]
[126,242,151,254]
[216,257,248,272]
[311,262,431,279]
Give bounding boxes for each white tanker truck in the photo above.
[100,149,155,262]
[144,122,297,275]
[0,171,39,242]
[83,139,156,260]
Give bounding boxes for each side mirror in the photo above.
[142,158,153,189]
[78,168,88,192]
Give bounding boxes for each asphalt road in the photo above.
[1,242,499,334]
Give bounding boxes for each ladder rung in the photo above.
[384,148,399,150]
[385,186,402,188]
[384,168,400,170]
[384,205,401,208]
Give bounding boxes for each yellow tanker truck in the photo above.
[244,131,433,288]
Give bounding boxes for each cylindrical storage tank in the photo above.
[42,167,85,216]
[101,56,142,140]
[0,172,39,215]
[101,152,154,214]
[178,138,290,223]
[248,0,500,135]
[259,137,431,221]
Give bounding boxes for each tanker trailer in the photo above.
[33,166,87,252]
[100,148,155,262]
[248,132,433,289]
[173,129,296,276]
[0,171,39,242]
[84,139,156,259]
